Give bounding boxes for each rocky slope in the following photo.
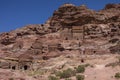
[0,3,119,57]
[0,3,120,80]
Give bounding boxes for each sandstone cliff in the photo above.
[0,3,120,71]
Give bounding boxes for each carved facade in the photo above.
[0,58,32,70]
[60,26,84,40]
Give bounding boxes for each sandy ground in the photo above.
[0,69,36,80]
[84,65,120,80]
[84,54,120,80]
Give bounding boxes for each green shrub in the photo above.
[76,65,85,73]
[9,78,14,80]
[59,68,76,78]
[76,75,84,80]
[55,71,62,77]
[115,72,120,79]
[65,78,72,80]
[48,75,59,80]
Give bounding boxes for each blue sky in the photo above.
[0,0,119,32]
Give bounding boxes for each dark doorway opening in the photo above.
[94,51,96,54]
[24,65,28,70]
[81,59,84,63]
[12,66,16,70]
[65,37,68,40]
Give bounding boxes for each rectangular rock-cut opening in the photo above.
[23,65,28,70]
[12,66,16,70]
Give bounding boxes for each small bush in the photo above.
[9,78,14,80]
[65,78,72,80]
[76,75,84,80]
[76,65,85,73]
[48,75,59,80]
[115,72,120,79]
[58,68,76,78]
[55,71,62,77]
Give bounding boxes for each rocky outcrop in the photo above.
[104,3,120,9]
[26,39,43,55]
[49,4,95,27]
[49,3,120,30]
[0,32,16,45]
[14,24,50,36]
[0,3,119,56]
[109,41,120,54]
[0,3,120,72]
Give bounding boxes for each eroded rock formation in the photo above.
[0,3,120,71]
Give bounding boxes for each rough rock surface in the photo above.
[0,3,119,67]
[49,3,120,29]
[0,3,120,80]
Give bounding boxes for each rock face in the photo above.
[0,32,16,45]
[109,41,120,54]
[49,3,120,29]
[0,3,120,71]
